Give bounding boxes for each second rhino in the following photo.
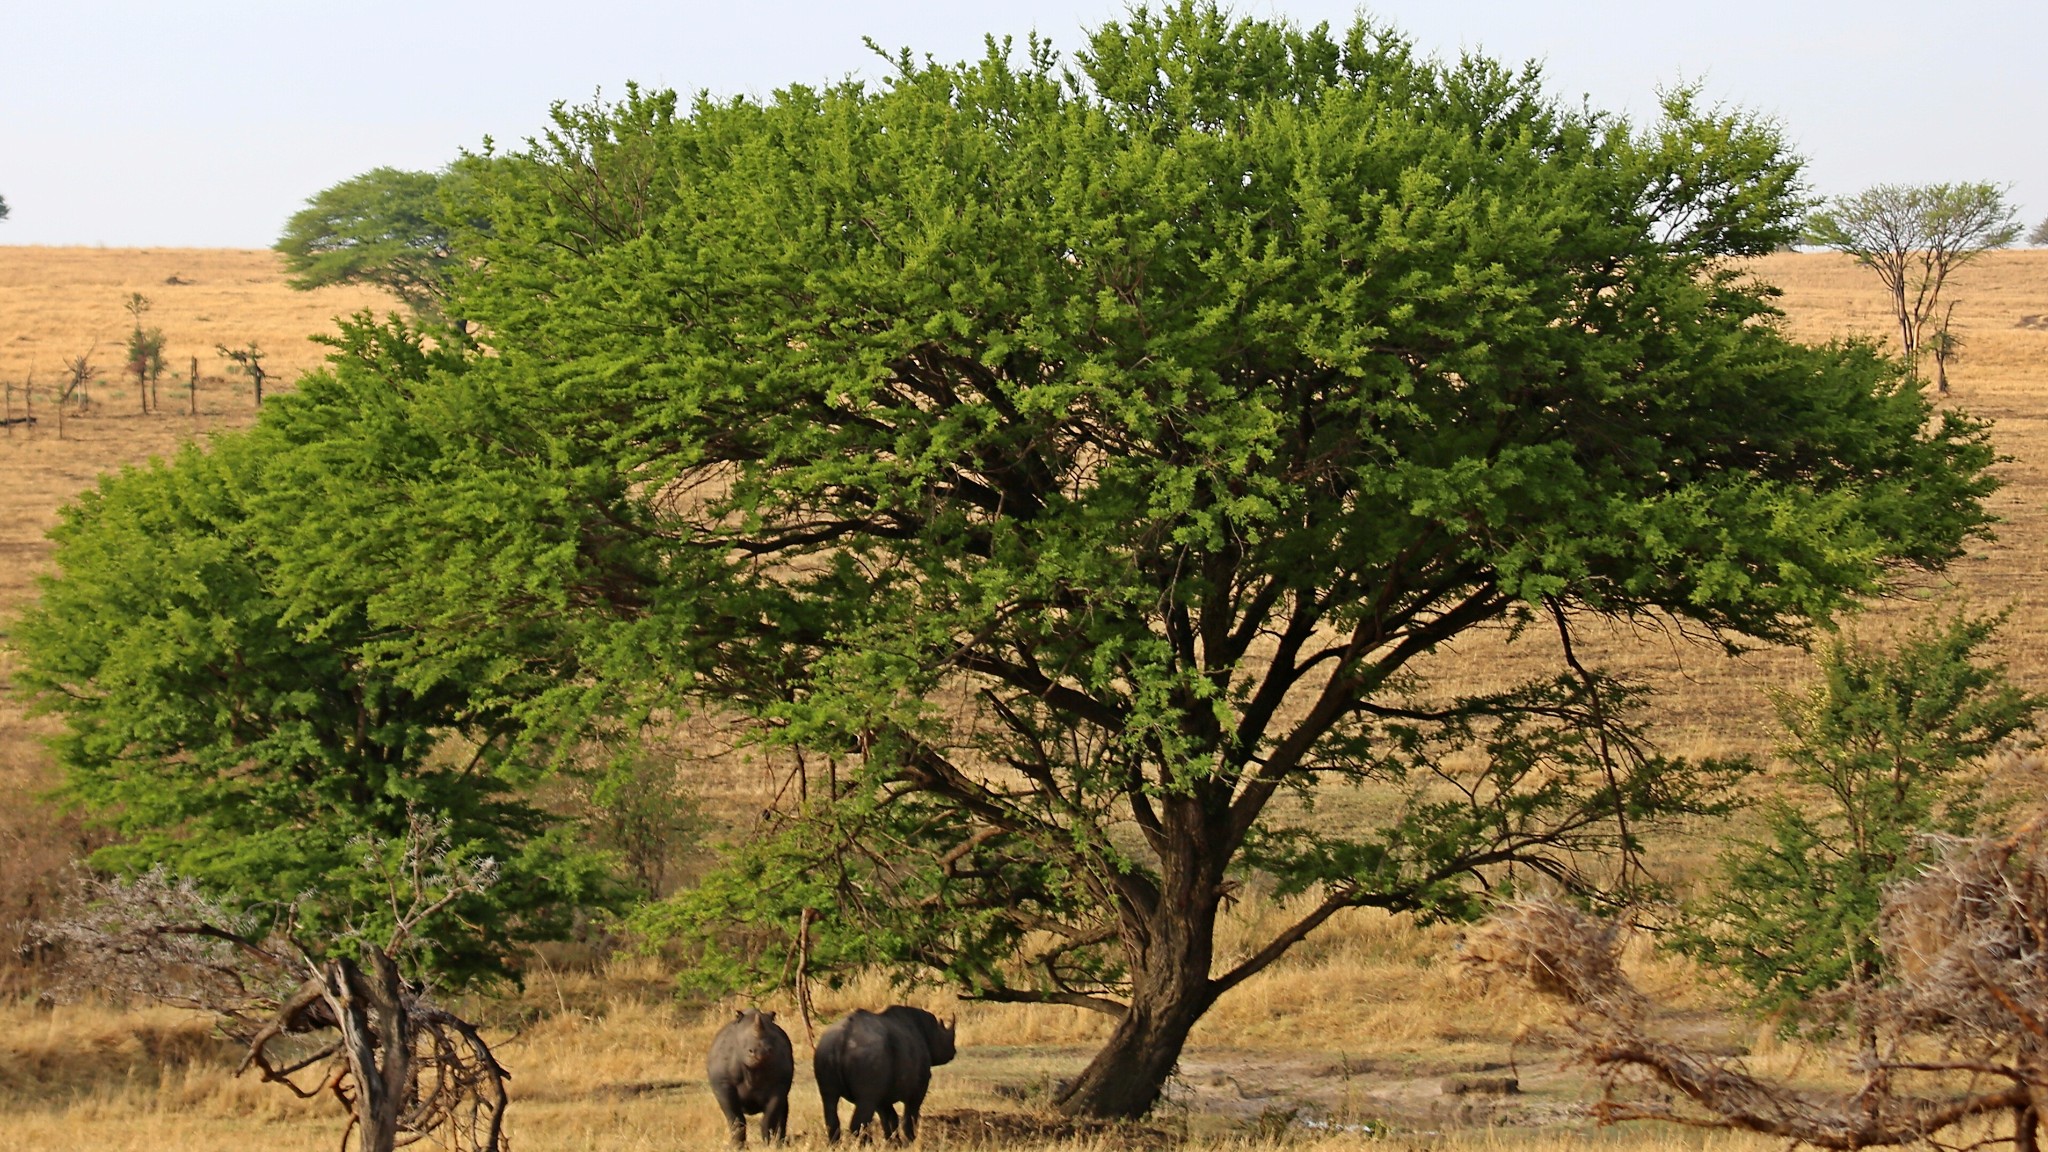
[814,1005,956,1142]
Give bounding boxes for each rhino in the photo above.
[814,1005,957,1142]
[707,1008,794,1144]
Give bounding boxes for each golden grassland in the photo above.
[0,903,1816,1152]
[2,247,2047,1149]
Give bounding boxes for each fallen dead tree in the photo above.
[1467,817,2048,1151]
[37,816,509,1152]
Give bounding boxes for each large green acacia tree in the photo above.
[64,6,2000,1116]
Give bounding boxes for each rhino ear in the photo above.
[762,1010,777,1023]
[734,1008,746,1021]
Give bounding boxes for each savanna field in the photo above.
[3,245,2047,1151]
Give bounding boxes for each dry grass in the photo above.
[2,248,2047,1148]
[0,901,1793,1150]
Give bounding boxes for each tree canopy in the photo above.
[22,3,2005,1118]
[274,167,466,321]
[1805,183,2021,373]
[17,329,616,987]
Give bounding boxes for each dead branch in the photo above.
[1467,853,2048,1151]
[35,814,511,1152]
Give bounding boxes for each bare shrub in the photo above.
[36,814,511,1152]
[1467,821,2048,1151]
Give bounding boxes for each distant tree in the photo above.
[275,167,461,322]
[2030,216,2048,247]
[59,347,97,421]
[0,192,9,221]
[1676,612,2041,1024]
[122,293,166,415]
[1805,183,2020,380]
[216,341,269,405]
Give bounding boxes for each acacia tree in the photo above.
[1805,183,2020,385]
[155,7,2001,1118]
[275,167,466,323]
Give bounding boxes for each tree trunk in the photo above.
[1894,282,1915,367]
[1054,973,1210,1117]
[324,951,412,1152]
[1055,814,1225,1119]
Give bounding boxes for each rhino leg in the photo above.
[764,1091,789,1142]
[877,1104,900,1141]
[821,1091,843,1144]
[900,1096,923,1142]
[711,1082,748,1146]
[849,1101,877,1141]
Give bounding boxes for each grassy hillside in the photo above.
[1,247,2043,1149]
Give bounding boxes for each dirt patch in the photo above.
[922,1108,1179,1148]
[1160,1049,1592,1131]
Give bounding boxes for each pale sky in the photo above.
[3,1,2043,249]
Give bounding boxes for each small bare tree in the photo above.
[1468,816,2048,1150]
[38,815,511,1152]
[57,348,97,438]
[216,341,269,407]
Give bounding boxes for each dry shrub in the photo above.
[1468,821,2048,1150]
[1883,816,2048,1049]
[1461,899,1646,1020]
